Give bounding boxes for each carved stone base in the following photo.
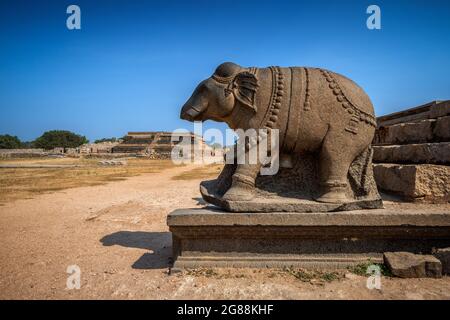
[201,181,383,213]
[167,208,450,270]
[201,150,383,213]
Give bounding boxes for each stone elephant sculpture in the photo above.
[180,62,377,204]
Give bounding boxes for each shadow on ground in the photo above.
[100,231,172,269]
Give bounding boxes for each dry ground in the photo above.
[0,158,177,204]
[0,158,449,299]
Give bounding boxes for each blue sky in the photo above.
[0,0,449,142]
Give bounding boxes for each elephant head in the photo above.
[180,62,259,124]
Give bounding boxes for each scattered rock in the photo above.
[98,160,127,166]
[433,248,450,275]
[383,252,442,278]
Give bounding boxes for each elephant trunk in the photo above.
[180,99,208,121]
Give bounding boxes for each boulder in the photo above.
[383,252,442,278]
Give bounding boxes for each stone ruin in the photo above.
[373,100,450,203]
[112,131,221,160]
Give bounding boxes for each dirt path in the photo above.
[1,164,449,299]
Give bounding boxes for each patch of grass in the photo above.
[171,164,222,181]
[321,272,341,282]
[348,262,393,277]
[184,268,249,279]
[185,268,219,277]
[283,267,343,284]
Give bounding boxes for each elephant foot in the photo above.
[222,186,255,202]
[222,174,255,202]
[316,182,348,204]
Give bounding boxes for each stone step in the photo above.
[111,145,147,153]
[372,142,450,164]
[373,115,450,145]
[377,100,450,127]
[373,163,450,202]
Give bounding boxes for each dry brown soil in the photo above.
[0,159,449,299]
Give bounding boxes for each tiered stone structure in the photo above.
[112,132,156,154]
[373,100,450,202]
[112,131,219,159]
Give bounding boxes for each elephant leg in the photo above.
[316,130,355,203]
[222,163,261,201]
[222,146,262,202]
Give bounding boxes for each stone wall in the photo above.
[79,141,119,154]
[0,149,46,158]
[372,100,450,203]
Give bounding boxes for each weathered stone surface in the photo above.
[168,208,450,227]
[373,116,450,145]
[372,142,450,164]
[374,119,433,145]
[376,100,449,127]
[373,163,450,201]
[180,62,381,211]
[430,100,450,118]
[433,248,450,275]
[373,102,450,205]
[167,208,450,270]
[377,101,438,127]
[434,116,450,141]
[383,252,442,278]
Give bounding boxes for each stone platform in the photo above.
[167,207,450,270]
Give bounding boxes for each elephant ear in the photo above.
[232,71,259,112]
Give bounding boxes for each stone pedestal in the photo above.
[167,208,450,270]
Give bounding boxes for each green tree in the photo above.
[0,134,23,149]
[33,130,88,150]
[21,141,34,148]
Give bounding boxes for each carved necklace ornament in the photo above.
[245,66,284,150]
[264,66,284,130]
[319,69,377,134]
[304,68,311,111]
